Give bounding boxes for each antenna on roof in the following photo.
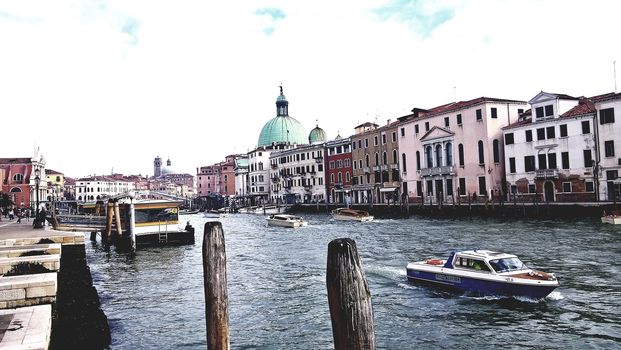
[614,60,617,93]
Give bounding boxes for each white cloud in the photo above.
[0,0,619,177]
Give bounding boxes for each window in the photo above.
[12,173,23,182]
[604,140,615,157]
[581,120,590,134]
[458,144,464,166]
[459,178,466,196]
[536,106,544,119]
[546,126,555,139]
[505,133,514,145]
[478,176,487,196]
[400,127,405,137]
[402,153,407,170]
[444,117,449,127]
[524,156,536,172]
[525,130,533,142]
[536,128,545,140]
[415,124,419,134]
[478,140,485,164]
[392,149,398,164]
[548,153,557,169]
[491,107,497,119]
[417,181,423,196]
[510,185,517,194]
[476,109,482,121]
[493,139,500,163]
[607,170,619,180]
[329,161,335,169]
[435,145,443,167]
[446,143,453,166]
[425,122,430,131]
[545,105,553,117]
[346,172,351,182]
[561,152,570,169]
[336,160,343,168]
[538,153,547,170]
[374,136,378,146]
[344,159,350,167]
[365,138,369,148]
[375,153,379,166]
[562,182,572,193]
[583,149,593,167]
[352,142,356,150]
[382,134,386,144]
[509,158,516,173]
[392,132,396,142]
[382,151,387,165]
[528,184,536,193]
[416,151,421,170]
[600,108,615,124]
[358,140,362,149]
[426,146,433,168]
[446,179,453,196]
[365,154,369,167]
[518,108,524,115]
[560,124,568,137]
[585,181,594,192]
[456,114,462,125]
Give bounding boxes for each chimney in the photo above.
[387,119,391,125]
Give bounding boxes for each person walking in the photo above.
[25,208,30,222]
[8,207,14,221]
[16,208,22,223]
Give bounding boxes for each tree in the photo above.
[0,192,14,209]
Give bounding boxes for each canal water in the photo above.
[85,213,621,349]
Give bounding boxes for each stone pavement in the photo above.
[0,304,51,350]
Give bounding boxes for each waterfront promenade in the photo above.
[0,221,109,350]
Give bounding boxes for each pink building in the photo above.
[400,97,527,204]
[0,154,47,208]
[197,155,240,198]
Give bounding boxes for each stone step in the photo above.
[0,304,52,349]
[0,244,62,259]
[0,273,57,309]
[0,255,60,276]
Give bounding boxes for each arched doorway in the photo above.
[544,181,555,202]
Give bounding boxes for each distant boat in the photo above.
[179,209,199,215]
[204,210,222,218]
[331,208,374,222]
[406,250,559,299]
[601,210,621,225]
[266,214,308,228]
[254,206,282,215]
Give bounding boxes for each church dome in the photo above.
[257,86,307,147]
[308,124,327,144]
[257,116,307,147]
[161,165,177,175]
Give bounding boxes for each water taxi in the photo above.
[406,250,559,299]
[129,200,195,246]
[331,208,374,222]
[266,214,308,228]
[601,210,621,225]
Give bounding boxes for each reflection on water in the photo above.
[85,214,621,349]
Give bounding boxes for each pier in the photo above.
[0,221,109,349]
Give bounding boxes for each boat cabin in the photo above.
[445,250,525,274]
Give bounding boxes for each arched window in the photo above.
[446,143,453,166]
[338,172,342,182]
[10,187,21,192]
[435,145,443,167]
[375,153,379,166]
[458,144,464,166]
[426,146,433,168]
[365,154,370,167]
[346,172,350,182]
[493,139,500,163]
[382,151,387,165]
[478,140,485,164]
[12,174,23,182]
[78,196,82,201]
[416,151,421,170]
[393,149,398,164]
[402,153,407,170]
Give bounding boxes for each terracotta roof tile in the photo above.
[412,96,526,119]
[560,99,596,118]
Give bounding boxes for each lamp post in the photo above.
[33,168,43,229]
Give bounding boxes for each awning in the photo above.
[379,187,399,193]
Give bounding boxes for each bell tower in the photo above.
[154,156,162,177]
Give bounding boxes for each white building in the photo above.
[234,156,249,198]
[75,176,135,202]
[503,91,620,202]
[269,144,326,204]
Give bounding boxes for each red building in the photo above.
[196,155,239,198]
[325,137,353,204]
[0,155,46,208]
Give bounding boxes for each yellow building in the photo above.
[45,169,64,201]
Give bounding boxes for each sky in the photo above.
[1,0,620,178]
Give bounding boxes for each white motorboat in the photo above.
[331,208,374,222]
[255,206,282,215]
[266,214,308,228]
[203,210,221,218]
[406,250,559,299]
[601,210,621,225]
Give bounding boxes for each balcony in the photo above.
[373,166,380,171]
[390,164,399,170]
[315,157,324,163]
[271,164,278,169]
[363,167,371,174]
[420,166,455,177]
[271,177,279,183]
[535,169,559,179]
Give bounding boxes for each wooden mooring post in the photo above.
[202,222,230,350]
[326,238,376,350]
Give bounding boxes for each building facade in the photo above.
[75,176,135,202]
[0,150,47,208]
[350,120,401,204]
[401,97,527,204]
[592,92,621,201]
[270,143,326,204]
[325,137,353,204]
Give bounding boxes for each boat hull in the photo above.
[332,214,374,222]
[406,268,558,299]
[266,219,307,228]
[601,216,621,224]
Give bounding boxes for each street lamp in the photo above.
[33,168,43,229]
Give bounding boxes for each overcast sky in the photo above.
[1,0,619,178]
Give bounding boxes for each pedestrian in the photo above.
[8,208,14,221]
[25,208,30,222]
[16,208,22,223]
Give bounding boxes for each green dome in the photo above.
[308,125,327,144]
[258,115,307,147]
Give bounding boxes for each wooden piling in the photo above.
[104,203,113,242]
[326,238,376,350]
[202,222,230,350]
[113,202,123,238]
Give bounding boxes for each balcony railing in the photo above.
[373,166,380,171]
[363,167,371,174]
[315,157,324,163]
[420,166,455,177]
[271,164,278,169]
[390,164,399,170]
[535,169,559,179]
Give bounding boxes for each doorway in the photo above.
[544,181,555,202]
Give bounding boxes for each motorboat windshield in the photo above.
[488,257,527,272]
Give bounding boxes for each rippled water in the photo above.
[85,213,621,349]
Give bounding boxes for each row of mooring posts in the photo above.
[90,199,136,251]
[202,222,375,350]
